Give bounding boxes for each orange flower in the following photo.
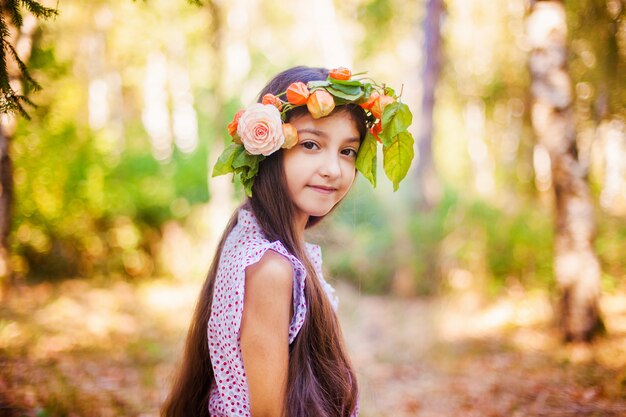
[307,90,335,119]
[262,93,283,110]
[282,123,298,149]
[370,121,383,143]
[360,91,380,111]
[329,67,352,80]
[227,109,245,137]
[286,82,310,105]
[371,95,395,120]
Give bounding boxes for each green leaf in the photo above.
[307,80,330,89]
[383,131,414,191]
[232,146,251,168]
[238,169,255,197]
[325,86,364,102]
[363,83,373,100]
[327,77,362,87]
[243,180,253,197]
[232,147,265,169]
[212,143,241,177]
[380,102,413,146]
[355,132,378,187]
[327,83,363,97]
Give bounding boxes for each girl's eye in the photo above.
[342,148,358,158]
[302,141,319,150]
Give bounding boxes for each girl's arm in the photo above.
[241,250,293,417]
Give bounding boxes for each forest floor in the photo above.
[1,278,625,417]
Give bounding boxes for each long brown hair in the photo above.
[161,66,367,417]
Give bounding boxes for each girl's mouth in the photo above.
[308,185,337,194]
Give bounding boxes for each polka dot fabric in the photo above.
[207,208,344,416]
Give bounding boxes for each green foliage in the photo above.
[380,102,414,190]
[318,178,396,293]
[12,36,209,280]
[0,0,57,118]
[463,199,554,291]
[382,130,414,191]
[379,102,412,145]
[355,132,378,187]
[353,0,399,60]
[566,0,626,118]
[213,143,265,197]
[596,215,626,292]
[8,0,626,295]
[322,184,556,295]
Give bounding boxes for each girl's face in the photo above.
[282,110,361,225]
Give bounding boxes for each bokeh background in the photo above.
[1,0,626,416]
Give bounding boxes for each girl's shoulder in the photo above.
[224,208,301,264]
[226,209,337,310]
[212,208,309,343]
[218,208,308,289]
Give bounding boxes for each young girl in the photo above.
[161,66,414,417]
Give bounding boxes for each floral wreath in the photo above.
[212,67,415,196]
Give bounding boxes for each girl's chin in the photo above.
[301,204,336,218]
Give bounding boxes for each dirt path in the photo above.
[339,284,626,416]
[1,279,625,416]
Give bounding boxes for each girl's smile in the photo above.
[307,184,338,194]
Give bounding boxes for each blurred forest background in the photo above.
[1,0,626,416]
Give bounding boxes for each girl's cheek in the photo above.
[341,158,357,170]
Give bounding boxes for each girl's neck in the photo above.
[294,212,309,245]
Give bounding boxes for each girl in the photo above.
[161,66,413,417]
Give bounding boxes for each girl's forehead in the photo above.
[291,111,358,131]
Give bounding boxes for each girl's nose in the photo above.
[319,152,341,179]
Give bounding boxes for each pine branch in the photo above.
[14,94,33,119]
[0,40,10,91]
[17,92,34,107]
[19,0,58,20]
[7,0,23,28]
[0,13,9,39]
[0,15,10,91]
[0,0,58,118]
[0,85,31,119]
[7,42,41,91]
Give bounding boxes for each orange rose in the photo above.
[360,92,379,111]
[262,93,283,110]
[329,67,352,80]
[281,123,298,149]
[286,82,310,105]
[371,95,395,120]
[227,109,245,137]
[370,121,383,143]
[307,90,335,119]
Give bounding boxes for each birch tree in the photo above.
[527,0,603,342]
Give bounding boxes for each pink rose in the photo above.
[237,103,285,156]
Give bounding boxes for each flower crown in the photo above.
[212,67,415,196]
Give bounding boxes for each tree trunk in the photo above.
[416,0,444,209]
[527,0,603,342]
[0,121,13,283]
[0,13,37,285]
